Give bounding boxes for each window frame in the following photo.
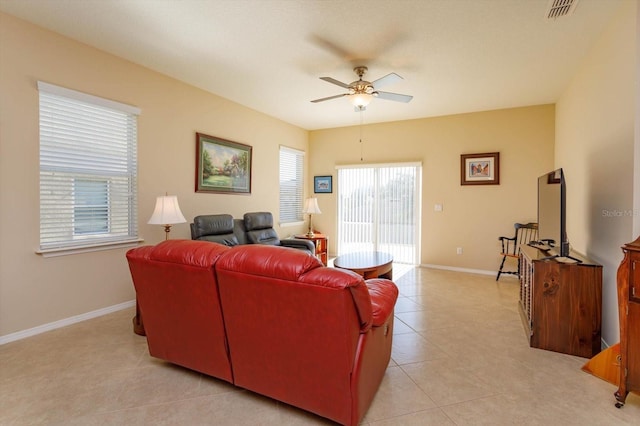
[279,145,305,227]
[37,82,141,257]
[336,162,422,264]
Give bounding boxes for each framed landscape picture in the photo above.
[460,152,500,185]
[314,175,332,193]
[196,132,252,194]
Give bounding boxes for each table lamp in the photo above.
[302,197,322,237]
[147,194,186,240]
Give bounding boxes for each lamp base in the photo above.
[306,213,315,238]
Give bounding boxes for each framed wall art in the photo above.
[460,152,500,185]
[196,132,252,194]
[314,175,332,193]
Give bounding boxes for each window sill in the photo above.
[280,220,304,228]
[36,238,144,258]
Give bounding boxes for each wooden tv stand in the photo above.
[518,245,602,358]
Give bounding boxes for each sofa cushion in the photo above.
[217,244,321,279]
[151,238,230,263]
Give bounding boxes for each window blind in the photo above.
[279,146,305,224]
[337,163,421,264]
[38,82,140,253]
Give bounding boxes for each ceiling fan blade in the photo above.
[375,91,413,103]
[371,72,403,89]
[310,93,347,103]
[309,35,357,62]
[320,76,351,89]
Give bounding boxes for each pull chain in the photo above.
[359,107,364,162]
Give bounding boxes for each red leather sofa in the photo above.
[127,239,398,426]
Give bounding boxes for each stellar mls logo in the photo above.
[602,209,639,218]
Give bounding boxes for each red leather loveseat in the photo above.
[126,239,398,426]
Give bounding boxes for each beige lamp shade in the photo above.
[148,195,186,239]
[302,197,322,215]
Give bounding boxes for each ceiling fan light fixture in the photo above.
[350,93,373,108]
[311,66,412,108]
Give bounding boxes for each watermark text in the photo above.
[602,209,639,218]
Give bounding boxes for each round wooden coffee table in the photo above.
[333,251,393,280]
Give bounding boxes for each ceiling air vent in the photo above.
[545,0,579,19]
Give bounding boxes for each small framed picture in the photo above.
[460,152,500,185]
[314,175,332,193]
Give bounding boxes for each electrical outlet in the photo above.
[456,247,463,255]
[434,204,443,212]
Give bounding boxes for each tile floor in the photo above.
[1,266,638,425]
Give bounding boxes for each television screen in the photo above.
[537,168,569,257]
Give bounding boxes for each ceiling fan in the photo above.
[311,66,413,111]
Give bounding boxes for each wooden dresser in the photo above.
[519,245,602,358]
[615,236,640,408]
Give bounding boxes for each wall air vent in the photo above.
[545,0,579,19]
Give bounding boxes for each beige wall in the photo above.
[0,13,308,337]
[555,0,637,345]
[309,105,555,271]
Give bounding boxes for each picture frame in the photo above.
[195,132,252,194]
[460,152,500,185]
[314,175,333,193]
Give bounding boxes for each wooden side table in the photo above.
[295,233,328,266]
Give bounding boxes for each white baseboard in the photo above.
[0,299,136,345]
[421,263,497,277]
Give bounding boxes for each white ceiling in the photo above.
[0,0,626,130]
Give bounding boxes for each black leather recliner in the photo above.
[191,214,246,246]
[191,212,314,253]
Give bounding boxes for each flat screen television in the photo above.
[537,168,570,258]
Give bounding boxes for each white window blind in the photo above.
[337,163,421,264]
[38,82,140,254]
[279,146,305,224]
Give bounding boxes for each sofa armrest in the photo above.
[281,238,315,252]
[365,279,399,327]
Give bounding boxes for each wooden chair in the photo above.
[496,222,538,280]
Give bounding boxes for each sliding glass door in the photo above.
[337,163,421,264]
